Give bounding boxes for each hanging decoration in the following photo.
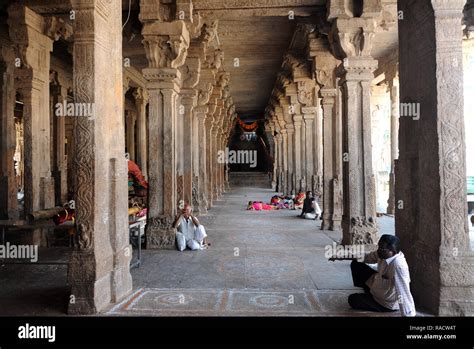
[237,117,258,132]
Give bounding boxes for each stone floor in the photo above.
[0,183,437,316]
[107,185,403,317]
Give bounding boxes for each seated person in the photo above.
[172,203,210,251]
[300,191,322,219]
[329,235,416,317]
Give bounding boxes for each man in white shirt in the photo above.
[330,234,416,317]
[172,203,210,251]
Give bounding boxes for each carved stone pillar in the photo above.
[205,114,214,207]
[8,4,55,216]
[386,75,399,214]
[313,99,324,196]
[320,90,337,231]
[67,0,132,314]
[339,58,378,245]
[275,131,283,192]
[302,108,315,193]
[133,88,149,179]
[50,74,68,205]
[141,20,190,248]
[0,47,18,219]
[125,110,137,160]
[195,106,208,213]
[313,47,341,231]
[180,89,197,205]
[292,114,303,193]
[285,124,295,195]
[280,128,289,195]
[397,0,472,315]
[330,17,379,245]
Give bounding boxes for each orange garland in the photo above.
[237,118,258,132]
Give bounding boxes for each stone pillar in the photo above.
[125,110,136,160]
[330,16,379,245]
[133,87,149,179]
[280,127,289,195]
[302,108,315,193]
[386,75,399,214]
[320,90,337,231]
[141,20,190,248]
[67,0,132,314]
[50,75,68,205]
[218,131,225,194]
[205,114,214,207]
[299,115,306,191]
[397,0,472,315]
[195,106,208,213]
[0,47,18,219]
[314,99,324,196]
[275,131,283,193]
[292,114,303,193]
[181,89,198,205]
[339,57,378,245]
[8,4,55,216]
[285,124,295,195]
[313,49,342,232]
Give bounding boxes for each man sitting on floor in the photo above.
[329,234,416,317]
[172,203,210,251]
[300,191,322,220]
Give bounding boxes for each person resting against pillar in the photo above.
[299,191,322,220]
[127,155,148,197]
[329,235,416,317]
[173,203,210,251]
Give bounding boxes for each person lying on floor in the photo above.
[299,191,322,220]
[172,203,210,251]
[247,201,278,210]
[329,234,416,317]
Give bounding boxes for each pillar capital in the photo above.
[133,87,149,104]
[143,67,182,90]
[431,0,467,13]
[337,56,378,81]
[329,15,379,60]
[301,106,317,117]
[181,88,198,104]
[142,20,190,69]
[320,87,337,101]
[180,56,201,89]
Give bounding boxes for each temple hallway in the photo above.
[107,182,402,316]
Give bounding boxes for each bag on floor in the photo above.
[176,232,186,252]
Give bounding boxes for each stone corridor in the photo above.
[0,0,473,317]
[107,178,398,316]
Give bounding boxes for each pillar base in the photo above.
[321,212,332,231]
[68,249,111,315]
[342,216,378,245]
[146,216,176,249]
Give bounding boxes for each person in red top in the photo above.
[127,154,148,196]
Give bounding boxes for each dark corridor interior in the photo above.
[227,121,273,172]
